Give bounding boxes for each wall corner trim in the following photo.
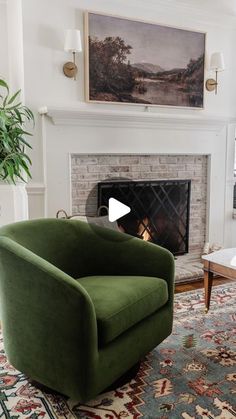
[26,183,45,196]
[38,106,48,115]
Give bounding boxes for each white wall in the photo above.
[0,1,8,80]
[13,0,236,245]
[21,0,236,113]
[0,0,24,93]
[7,0,24,99]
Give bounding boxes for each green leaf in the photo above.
[14,109,23,124]
[21,130,33,136]
[0,116,6,131]
[22,153,32,164]
[0,79,9,93]
[7,89,21,105]
[17,172,27,183]
[21,160,32,178]
[17,136,32,149]
[22,106,35,125]
[3,94,9,107]
[6,102,22,110]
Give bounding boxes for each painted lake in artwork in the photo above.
[87,13,205,108]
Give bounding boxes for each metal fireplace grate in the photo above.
[98,180,191,255]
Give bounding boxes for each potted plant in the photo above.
[0,79,34,225]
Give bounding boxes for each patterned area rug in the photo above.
[0,283,236,419]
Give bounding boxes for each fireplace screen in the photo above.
[98,180,191,255]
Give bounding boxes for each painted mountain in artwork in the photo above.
[131,62,165,73]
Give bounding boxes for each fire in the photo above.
[138,217,152,241]
[117,217,153,241]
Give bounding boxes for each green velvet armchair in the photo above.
[0,219,174,402]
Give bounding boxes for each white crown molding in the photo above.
[39,106,234,133]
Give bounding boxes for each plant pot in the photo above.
[0,183,28,226]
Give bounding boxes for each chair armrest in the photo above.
[0,236,97,399]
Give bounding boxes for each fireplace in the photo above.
[71,153,207,258]
[98,179,191,255]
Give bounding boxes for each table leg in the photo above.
[204,269,213,313]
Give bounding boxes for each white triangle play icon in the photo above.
[108,198,131,222]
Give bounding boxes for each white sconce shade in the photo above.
[209,52,225,71]
[64,29,82,53]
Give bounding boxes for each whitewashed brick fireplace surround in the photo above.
[71,153,207,256]
[36,106,235,254]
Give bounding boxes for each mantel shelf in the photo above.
[39,105,235,132]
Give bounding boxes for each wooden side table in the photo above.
[202,248,236,312]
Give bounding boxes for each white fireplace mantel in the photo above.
[39,106,234,132]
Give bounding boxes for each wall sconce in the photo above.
[63,29,82,80]
[205,52,225,94]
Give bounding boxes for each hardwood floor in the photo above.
[175,276,234,294]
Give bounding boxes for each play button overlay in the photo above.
[108,198,131,222]
[84,176,134,242]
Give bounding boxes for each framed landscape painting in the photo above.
[84,12,206,108]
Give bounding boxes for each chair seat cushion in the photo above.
[77,275,168,345]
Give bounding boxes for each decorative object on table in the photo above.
[63,29,82,80]
[203,242,211,255]
[205,52,225,94]
[0,79,34,226]
[85,12,206,108]
[0,218,174,402]
[202,242,223,255]
[0,283,235,418]
[210,243,223,252]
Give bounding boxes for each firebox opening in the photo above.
[98,180,191,255]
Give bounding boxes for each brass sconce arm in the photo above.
[63,52,77,80]
[205,70,218,95]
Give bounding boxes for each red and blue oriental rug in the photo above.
[0,283,235,418]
